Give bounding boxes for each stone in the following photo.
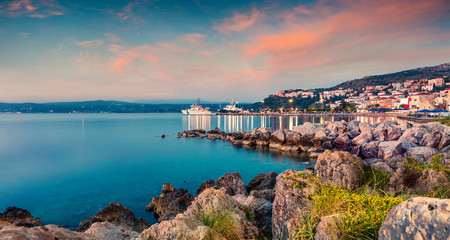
[162,183,175,193]
[361,142,379,159]
[334,134,350,149]
[79,202,149,233]
[233,194,273,234]
[399,128,419,144]
[405,147,439,162]
[314,131,328,140]
[347,120,361,132]
[137,214,225,240]
[351,131,373,146]
[85,222,139,240]
[315,150,364,190]
[185,188,259,239]
[270,129,286,144]
[377,141,402,160]
[293,122,320,135]
[0,207,43,227]
[196,179,215,195]
[247,172,278,192]
[214,172,248,196]
[314,214,342,240]
[420,131,442,149]
[437,132,450,149]
[146,187,194,222]
[322,141,333,150]
[78,217,103,232]
[370,161,395,175]
[0,224,98,239]
[272,170,313,240]
[249,189,275,202]
[379,197,450,240]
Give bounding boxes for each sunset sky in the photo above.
[1,0,450,102]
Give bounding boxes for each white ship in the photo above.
[182,99,215,115]
[218,98,243,114]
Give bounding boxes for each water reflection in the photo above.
[182,114,407,132]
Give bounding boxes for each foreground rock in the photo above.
[315,150,364,190]
[146,183,194,222]
[272,170,313,240]
[85,222,139,240]
[379,197,450,240]
[138,188,258,239]
[0,224,99,239]
[78,202,149,233]
[214,172,248,196]
[0,207,43,227]
[246,172,277,192]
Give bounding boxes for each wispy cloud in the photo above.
[0,0,64,18]
[17,32,28,39]
[183,33,207,46]
[213,9,263,33]
[104,33,120,42]
[75,40,104,47]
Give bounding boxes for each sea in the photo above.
[0,113,399,229]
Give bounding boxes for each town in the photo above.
[270,76,450,113]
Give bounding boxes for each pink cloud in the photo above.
[213,9,263,33]
[242,0,450,72]
[183,33,207,46]
[75,40,104,47]
[0,0,64,18]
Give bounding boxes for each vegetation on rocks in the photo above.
[288,171,403,240]
[196,210,242,240]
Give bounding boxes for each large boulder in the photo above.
[78,202,149,233]
[272,170,314,240]
[233,194,273,235]
[315,150,364,190]
[293,122,320,135]
[334,133,351,149]
[214,172,248,196]
[379,197,450,240]
[420,131,442,149]
[347,120,361,132]
[249,189,275,202]
[0,224,98,239]
[85,222,139,240]
[137,214,225,240]
[399,128,419,144]
[0,207,43,227]
[389,167,449,195]
[313,214,342,240]
[270,129,286,144]
[377,141,402,160]
[361,142,379,159]
[196,179,215,195]
[246,172,277,192]
[146,184,195,222]
[404,147,439,163]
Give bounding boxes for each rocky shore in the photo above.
[1,121,449,239]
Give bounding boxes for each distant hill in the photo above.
[0,100,190,113]
[331,62,450,90]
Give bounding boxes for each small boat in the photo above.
[218,98,243,114]
[182,99,215,115]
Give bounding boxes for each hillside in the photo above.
[331,62,450,90]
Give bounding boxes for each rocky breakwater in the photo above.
[180,121,450,164]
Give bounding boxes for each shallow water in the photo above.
[0,113,397,229]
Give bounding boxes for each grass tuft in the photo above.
[196,210,242,240]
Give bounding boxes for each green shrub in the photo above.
[361,166,391,192]
[196,210,241,240]
[290,173,404,240]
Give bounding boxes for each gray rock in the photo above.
[214,172,248,196]
[314,131,328,140]
[293,122,320,135]
[233,194,273,234]
[377,141,402,160]
[146,186,194,222]
[405,147,439,163]
[351,131,373,146]
[196,179,214,195]
[347,120,361,132]
[379,197,450,240]
[420,131,442,148]
[314,214,342,240]
[361,141,379,159]
[334,134,351,149]
[270,129,286,144]
[370,161,395,175]
[0,207,43,227]
[249,189,275,202]
[315,150,364,190]
[0,224,98,239]
[85,222,139,240]
[272,170,312,240]
[80,202,150,232]
[247,172,278,192]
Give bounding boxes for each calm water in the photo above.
[0,113,397,229]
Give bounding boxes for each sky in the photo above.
[1,0,450,103]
